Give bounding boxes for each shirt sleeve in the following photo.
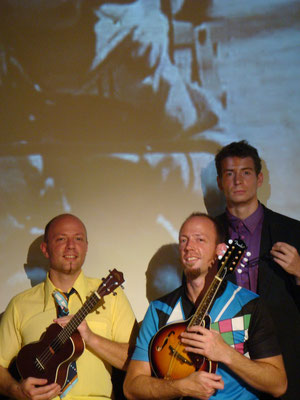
[0,297,22,368]
[110,286,137,344]
[246,297,281,360]
[132,302,159,362]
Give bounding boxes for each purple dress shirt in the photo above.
[226,203,264,293]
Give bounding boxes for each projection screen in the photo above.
[0,0,299,322]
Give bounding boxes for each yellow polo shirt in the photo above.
[0,271,136,400]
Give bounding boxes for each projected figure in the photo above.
[0,0,222,146]
[215,140,300,400]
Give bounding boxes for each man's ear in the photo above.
[217,176,223,191]
[216,242,227,258]
[40,241,50,259]
[257,172,263,188]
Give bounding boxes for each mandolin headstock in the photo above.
[218,239,250,277]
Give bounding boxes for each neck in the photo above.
[49,269,81,292]
[186,264,217,305]
[227,198,259,220]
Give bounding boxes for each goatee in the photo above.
[184,267,201,280]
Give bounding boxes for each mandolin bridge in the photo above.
[169,345,193,366]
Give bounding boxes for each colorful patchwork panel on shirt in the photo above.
[211,314,251,355]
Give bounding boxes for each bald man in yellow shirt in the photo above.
[0,214,137,400]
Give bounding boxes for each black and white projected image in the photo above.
[0,0,299,323]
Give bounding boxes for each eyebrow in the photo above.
[224,166,254,171]
[179,233,207,239]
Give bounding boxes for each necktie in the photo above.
[53,288,78,397]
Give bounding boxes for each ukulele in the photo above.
[15,268,124,387]
[149,239,248,380]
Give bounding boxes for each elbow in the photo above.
[272,377,288,398]
[123,378,137,400]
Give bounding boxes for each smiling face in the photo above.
[40,214,88,280]
[217,156,263,209]
[179,216,218,280]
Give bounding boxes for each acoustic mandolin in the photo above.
[149,239,248,380]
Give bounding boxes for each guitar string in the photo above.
[35,293,100,369]
[35,303,96,369]
[36,297,98,367]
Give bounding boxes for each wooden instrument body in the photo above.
[150,316,217,380]
[14,269,124,386]
[16,323,84,387]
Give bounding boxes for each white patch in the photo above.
[7,215,24,229]
[231,315,244,331]
[214,286,242,321]
[144,153,165,168]
[7,271,27,286]
[30,227,44,235]
[110,153,140,163]
[156,214,178,241]
[62,195,71,212]
[40,177,55,196]
[34,84,41,92]
[28,114,36,121]
[167,301,184,324]
[28,155,43,174]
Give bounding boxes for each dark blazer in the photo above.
[217,205,300,400]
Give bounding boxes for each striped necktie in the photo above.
[53,288,78,397]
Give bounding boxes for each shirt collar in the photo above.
[226,202,264,234]
[43,270,90,311]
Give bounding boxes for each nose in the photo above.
[66,238,75,248]
[185,238,194,250]
[234,172,242,185]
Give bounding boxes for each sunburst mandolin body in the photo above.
[149,316,217,380]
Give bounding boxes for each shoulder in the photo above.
[153,285,184,308]
[1,282,45,321]
[83,274,103,291]
[145,286,184,322]
[224,281,259,304]
[263,205,300,226]
[262,205,300,247]
[8,282,45,307]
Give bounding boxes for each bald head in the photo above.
[43,214,87,243]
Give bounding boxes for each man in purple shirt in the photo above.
[215,140,300,400]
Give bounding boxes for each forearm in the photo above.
[124,360,223,400]
[85,333,131,370]
[0,365,24,400]
[124,373,182,400]
[222,349,287,397]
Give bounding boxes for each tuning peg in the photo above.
[121,285,124,290]
[243,258,248,263]
[228,239,233,244]
[113,291,117,296]
[237,268,243,273]
[218,255,223,260]
[246,251,251,257]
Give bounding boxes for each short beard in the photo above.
[184,267,202,280]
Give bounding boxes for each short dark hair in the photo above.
[179,212,225,244]
[215,140,262,177]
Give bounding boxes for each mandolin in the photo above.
[149,239,248,380]
[15,268,124,387]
